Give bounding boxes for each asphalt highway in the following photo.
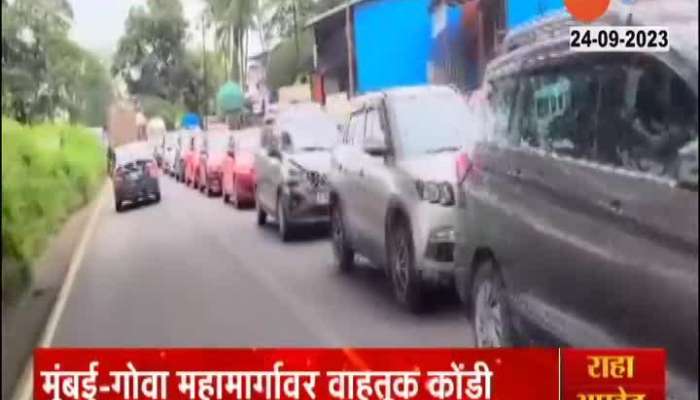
[52,177,474,348]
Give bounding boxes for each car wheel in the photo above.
[256,189,267,226]
[277,193,293,242]
[223,192,230,204]
[388,217,424,313]
[115,198,123,212]
[232,175,241,209]
[153,191,161,203]
[331,202,354,272]
[472,259,514,348]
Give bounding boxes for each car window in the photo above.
[512,64,597,159]
[606,56,698,177]
[363,108,387,151]
[509,54,698,178]
[345,110,366,147]
[281,132,292,152]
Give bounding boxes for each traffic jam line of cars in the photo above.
[113,8,698,400]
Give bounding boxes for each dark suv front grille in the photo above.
[305,171,328,188]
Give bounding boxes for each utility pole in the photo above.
[201,13,208,128]
[293,0,300,63]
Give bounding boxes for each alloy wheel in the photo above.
[331,207,344,260]
[474,279,506,348]
[392,230,410,299]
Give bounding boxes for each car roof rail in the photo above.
[502,11,576,54]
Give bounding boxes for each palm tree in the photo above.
[204,0,258,85]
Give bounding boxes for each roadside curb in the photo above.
[10,181,109,400]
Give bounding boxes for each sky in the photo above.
[68,0,240,57]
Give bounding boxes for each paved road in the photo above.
[53,177,474,347]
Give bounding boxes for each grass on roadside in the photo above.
[2,118,106,301]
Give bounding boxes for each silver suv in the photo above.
[329,85,480,312]
[255,104,339,241]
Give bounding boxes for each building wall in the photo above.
[353,0,433,94]
[507,0,564,28]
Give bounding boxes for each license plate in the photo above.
[316,192,329,204]
[128,171,141,180]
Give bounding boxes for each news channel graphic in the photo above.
[564,0,670,52]
[33,348,666,400]
[569,26,670,52]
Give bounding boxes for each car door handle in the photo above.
[602,199,623,214]
[507,168,522,178]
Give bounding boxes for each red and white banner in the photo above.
[33,348,664,400]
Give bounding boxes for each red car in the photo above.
[222,128,261,208]
[184,132,204,188]
[197,131,231,196]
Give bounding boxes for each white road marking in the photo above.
[11,182,109,400]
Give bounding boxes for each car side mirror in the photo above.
[268,148,281,159]
[677,140,698,190]
[363,138,389,157]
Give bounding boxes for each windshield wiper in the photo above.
[426,146,461,154]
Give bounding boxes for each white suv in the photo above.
[329,85,481,312]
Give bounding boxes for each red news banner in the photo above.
[33,348,664,400]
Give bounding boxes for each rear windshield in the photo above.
[236,134,260,151]
[207,134,230,152]
[115,146,153,167]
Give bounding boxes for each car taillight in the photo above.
[456,152,473,184]
[146,162,159,178]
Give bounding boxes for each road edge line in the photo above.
[11,181,109,400]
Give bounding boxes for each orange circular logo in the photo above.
[565,0,611,22]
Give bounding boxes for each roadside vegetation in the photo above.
[1,118,106,301]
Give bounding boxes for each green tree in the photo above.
[112,0,191,103]
[2,0,112,124]
[204,0,258,84]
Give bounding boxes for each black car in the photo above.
[454,4,698,400]
[112,142,161,212]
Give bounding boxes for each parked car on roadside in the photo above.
[184,131,204,187]
[222,127,261,208]
[453,6,698,400]
[329,85,479,312]
[174,132,190,182]
[112,142,161,212]
[197,131,231,196]
[255,105,339,241]
[161,132,180,175]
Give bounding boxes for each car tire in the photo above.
[115,198,123,212]
[277,193,293,242]
[256,190,267,226]
[231,176,241,209]
[223,193,230,204]
[471,259,514,348]
[153,191,161,203]
[331,202,354,272]
[388,217,424,313]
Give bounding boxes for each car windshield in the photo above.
[391,91,477,157]
[282,114,337,152]
[115,145,152,167]
[207,134,229,152]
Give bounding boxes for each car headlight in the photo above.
[416,180,455,206]
[284,165,302,183]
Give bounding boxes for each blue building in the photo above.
[307,0,567,96]
[507,0,565,28]
[308,0,434,97]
